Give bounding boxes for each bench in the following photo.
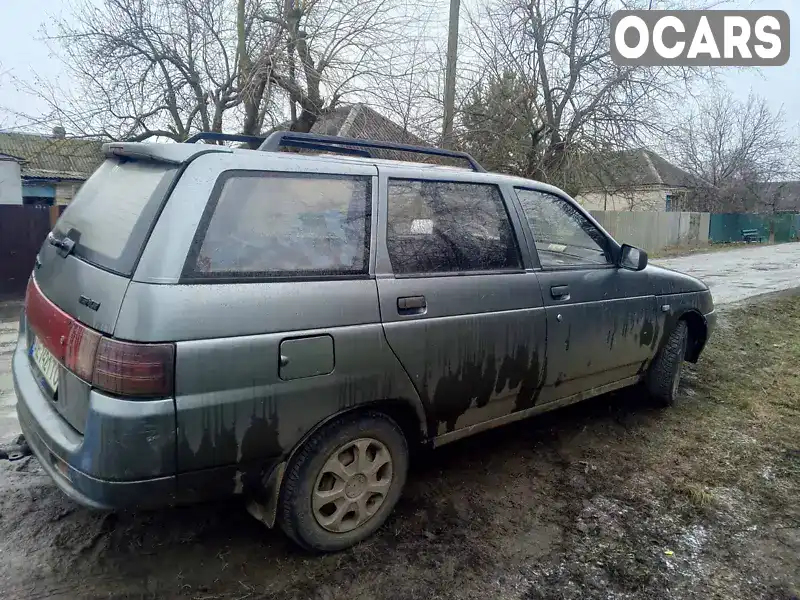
[741,228,763,243]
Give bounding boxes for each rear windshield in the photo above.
[183,171,371,281]
[54,158,177,275]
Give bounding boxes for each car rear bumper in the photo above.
[12,317,178,510]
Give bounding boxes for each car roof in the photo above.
[105,142,477,171]
[103,141,564,196]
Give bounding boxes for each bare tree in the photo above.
[362,14,444,143]
[24,0,429,140]
[245,0,429,133]
[670,92,799,213]
[456,0,702,193]
[31,0,245,141]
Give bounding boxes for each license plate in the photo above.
[31,337,60,392]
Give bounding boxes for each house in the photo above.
[575,149,701,212]
[0,128,104,206]
[271,103,435,163]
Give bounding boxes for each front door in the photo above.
[375,174,547,438]
[513,188,660,403]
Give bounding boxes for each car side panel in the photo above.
[172,315,422,497]
[534,268,662,400]
[121,154,424,497]
[652,290,715,353]
[378,275,547,436]
[115,280,382,341]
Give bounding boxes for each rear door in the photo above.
[375,169,547,439]
[513,188,660,402]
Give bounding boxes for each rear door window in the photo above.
[386,179,521,274]
[54,158,177,275]
[184,172,371,280]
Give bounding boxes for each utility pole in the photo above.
[441,0,460,149]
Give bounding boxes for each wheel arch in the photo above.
[247,396,428,529]
[678,309,708,363]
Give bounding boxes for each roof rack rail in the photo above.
[259,131,486,172]
[185,132,266,146]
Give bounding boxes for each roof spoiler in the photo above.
[103,142,232,165]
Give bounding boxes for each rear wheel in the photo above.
[646,320,689,406]
[279,412,408,552]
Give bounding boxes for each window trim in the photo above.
[180,169,374,284]
[383,177,525,277]
[514,187,617,272]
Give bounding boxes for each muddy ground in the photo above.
[1,296,799,600]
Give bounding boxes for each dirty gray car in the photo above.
[12,132,715,552]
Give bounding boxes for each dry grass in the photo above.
[676,483,716,507]
[649,241,769,259]
[647,296,800,499]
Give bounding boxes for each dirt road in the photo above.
[0,247,798,600]
[654,242,800,305]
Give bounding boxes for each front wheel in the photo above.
[279,412,408,552]
[646,320,689,406]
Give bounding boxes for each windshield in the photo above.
[54,158,177,276]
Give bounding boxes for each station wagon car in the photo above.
[13,132,715,552]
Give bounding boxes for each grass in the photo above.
[643,294,800,524]
[676,483,716,508]
[649,241,769,259]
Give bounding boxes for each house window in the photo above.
[22,183,56,206]
[666,191,687,212]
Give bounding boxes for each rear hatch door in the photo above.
[25,156,178,432]
[35,157,179,334]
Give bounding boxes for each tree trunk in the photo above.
[291,109,318,133]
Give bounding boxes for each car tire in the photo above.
[279,412,408,553]
[646,320,689,407]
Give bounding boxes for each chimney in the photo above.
[52,126,66,139]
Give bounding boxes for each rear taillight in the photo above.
[93,338,174,397]
[65,322,102,381]
[26,277,174,398]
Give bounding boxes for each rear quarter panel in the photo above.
[121,152,423,496]
[173,312,421,494]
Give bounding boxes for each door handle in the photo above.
[397,295,427,314]
[550,285,570,300]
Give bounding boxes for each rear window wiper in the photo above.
[48,232,77,258]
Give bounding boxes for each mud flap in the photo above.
[246,461,286,528]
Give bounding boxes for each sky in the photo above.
[0,0,797,133]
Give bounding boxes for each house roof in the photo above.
[269,103,440,164]
[0,132,104,181]
[581,149,700,191]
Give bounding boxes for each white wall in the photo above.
[577,188,667,211]
[56,181,81,205]
[0,159,22,204]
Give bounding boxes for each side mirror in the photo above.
[619,244,648,271]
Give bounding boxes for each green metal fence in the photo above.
[708,213,800,243]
